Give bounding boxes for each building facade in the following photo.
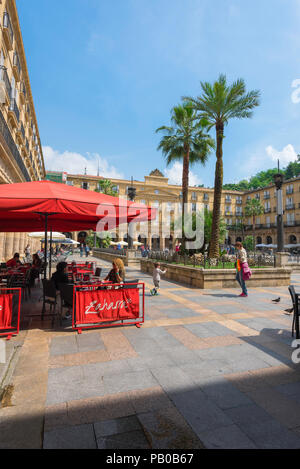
[237,178,300,247]
[46,169,245,250]
[0,0,45,261]
[46,170,300,251]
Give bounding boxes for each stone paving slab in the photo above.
[198,424,257,449]
[2,255,300,449]
[43,423,97,449]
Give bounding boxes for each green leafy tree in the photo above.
[171,208,227,254]
[185,74,260,257]
[243,235,255,252]
[203,209,227,250]
[156,101,214,248]
[244,198,264,248]
[95,179,118,196]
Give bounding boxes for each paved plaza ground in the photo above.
[1,254,300,449]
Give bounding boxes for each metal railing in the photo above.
[0,109,30,181]
[20,122,25,139]
[148,250,276,268]
[285,204,295,210]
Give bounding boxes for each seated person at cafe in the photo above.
[30,253,42,286]
[51,262,70,289]
[105,258,125,284]
[51,262,72,320]
[6,253,22,268]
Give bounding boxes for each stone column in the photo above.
[20,234,26,257]
[275,252,290,268]
[4,233,14,261]
[0,233,6,262]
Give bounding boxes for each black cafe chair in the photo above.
[288,285,299,338]
[42,279,59,326]
[58,283,74,325]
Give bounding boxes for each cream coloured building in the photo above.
[0,0,45,261]
[46,170,300,250]
[46,169,245,250]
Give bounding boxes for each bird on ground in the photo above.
[272,297,281,303]
[284,308,294,314]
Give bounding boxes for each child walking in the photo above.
[150,263,167,296]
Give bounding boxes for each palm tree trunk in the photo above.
[253,215,256,249]
[209,122,224,258]
[182,145,190,250]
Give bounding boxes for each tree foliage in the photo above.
[223,156,300,191]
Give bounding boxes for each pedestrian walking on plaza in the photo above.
[150,263,167,296]
[235,242,250,297]
[24,244,31,262]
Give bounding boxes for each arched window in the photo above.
[289,235,297,245]
[257,237,262,245]
[266,236,272,245]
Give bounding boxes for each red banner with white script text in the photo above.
[75,288,140,324]
[0,294,13,329]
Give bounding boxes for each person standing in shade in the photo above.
[235,241,248,297]
[24,244,31,262]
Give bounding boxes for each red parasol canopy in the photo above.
[0,180,156,232]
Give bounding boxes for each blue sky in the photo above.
[17,0,300,186]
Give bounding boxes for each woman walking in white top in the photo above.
[150,263,167,296]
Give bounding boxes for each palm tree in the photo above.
[244,198,264,248]
[184,74,260,258]
[156,101,215,248]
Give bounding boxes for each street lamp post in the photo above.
[273,172,284,253]
[127,179,136,250]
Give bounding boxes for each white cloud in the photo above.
[265,144,298,166]
[42,146,124,179]
[164,162,202,186]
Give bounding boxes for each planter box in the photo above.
[140,259,291,289]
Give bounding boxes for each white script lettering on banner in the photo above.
[85,298,132,315]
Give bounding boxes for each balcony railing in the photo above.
[235,211,243,217]
[286,221,296,227]
[264,194,270,199]
[3,12,13,46]
[20,122,25,139]
[9,98,19,122]
[285,204,295,210]
[236,200,242,204]
[286,189,294,195]
[225,199,232,204]
[0,109,30,181]
[0,66,11,99]
[264,208,271,214]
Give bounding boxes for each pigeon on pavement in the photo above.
[272,297,281,303]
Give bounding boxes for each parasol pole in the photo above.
[44,214,48,280]
[49,229,53,278]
